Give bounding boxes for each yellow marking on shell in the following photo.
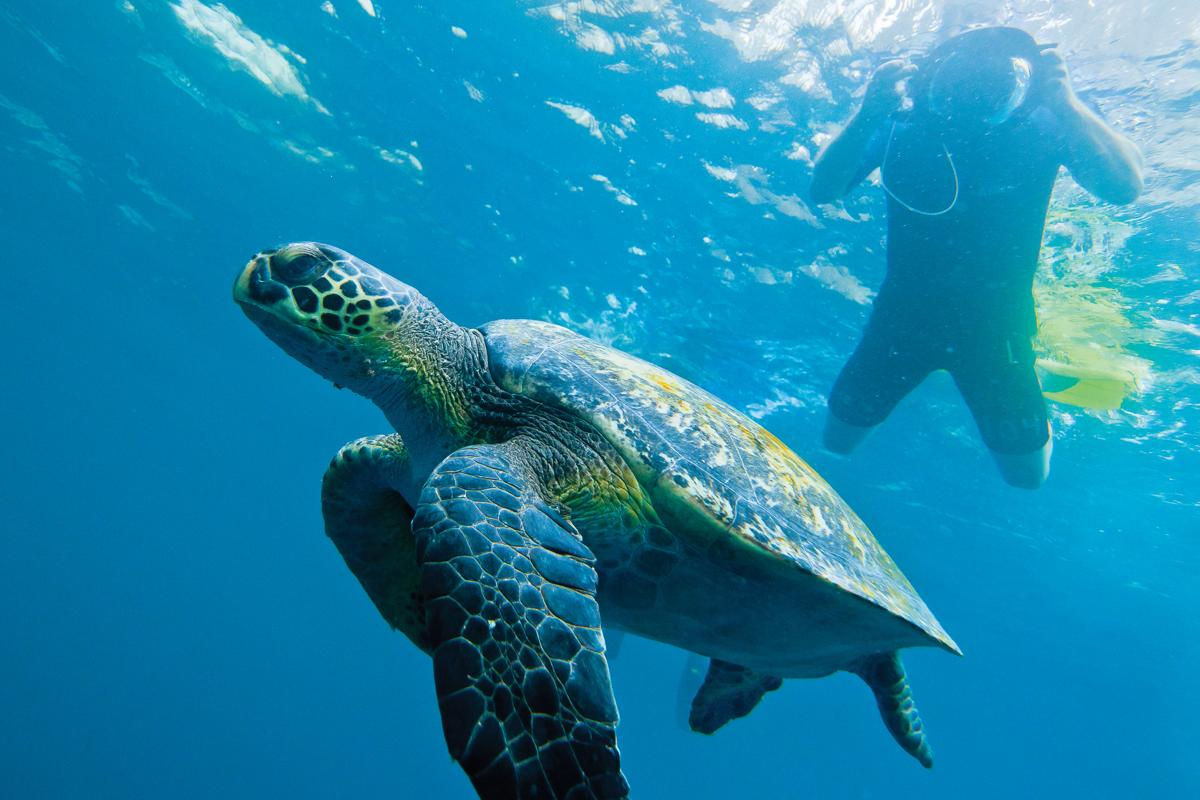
[843,523,868,563]
[573,341,849,548]
[650,372,682,395]
[529,326,954,648]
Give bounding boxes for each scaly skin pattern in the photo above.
[235,243,955,784]
[238,243,680,640]
[480,319,959,654]
[236,243,482,474]
[688,659,783,735]
[852,652,935,768]
[321,434,428,651]
[415,442,628,799]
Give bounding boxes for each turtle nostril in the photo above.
[248,260,288,305]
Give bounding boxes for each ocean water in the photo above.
[2,1,1197,797]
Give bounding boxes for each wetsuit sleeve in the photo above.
[1034,101,1103,171]
[844,124,888,191]
[1033,105,1071,166]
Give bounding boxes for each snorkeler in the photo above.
[810,26,1143,489]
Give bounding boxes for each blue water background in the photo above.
[2,1,1197,797]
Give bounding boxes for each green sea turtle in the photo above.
[234,242,960,799]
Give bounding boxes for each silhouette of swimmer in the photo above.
[810,27,1143,489]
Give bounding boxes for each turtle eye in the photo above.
[270,249,326,286]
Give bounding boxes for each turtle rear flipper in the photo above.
[852,652,934,768]
[414,443,629,800]
[688,659,782,734]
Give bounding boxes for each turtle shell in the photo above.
[480,320,958,653]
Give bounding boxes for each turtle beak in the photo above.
[234,255,288,307]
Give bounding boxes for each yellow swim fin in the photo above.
[1036,358,1134,411]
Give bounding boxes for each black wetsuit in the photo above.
[829,105,1066,454]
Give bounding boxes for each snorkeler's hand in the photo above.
[1037,44,1077,112]
[861,60,917,121]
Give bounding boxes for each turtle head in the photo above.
[234,242,440,398]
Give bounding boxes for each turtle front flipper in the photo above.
[414,443,628,800]
[322,434,427,650]
[851,652,934,768]
[688,659,783,734]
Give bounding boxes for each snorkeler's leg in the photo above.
[953,333,1052,489]
[823,414,876,454]
[992,436,1052,490]
[826,312,929,454]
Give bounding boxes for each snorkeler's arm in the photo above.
[810,110,884,204]
[1057,99,1143,204]
[1041,47,1144,205]
[811,61,915,204]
